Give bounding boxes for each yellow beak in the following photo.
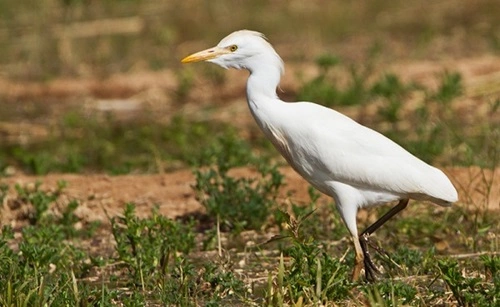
[181,47,229,63]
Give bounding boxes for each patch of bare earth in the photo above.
[1,166,497,229]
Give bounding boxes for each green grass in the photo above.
[193,156,283,234]
[438,257,500,306]
[0,182,250,305]
[0,113,272,175]
[0,159,499,305]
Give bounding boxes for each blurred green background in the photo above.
[2,0,499,79]
[0,0,499,175]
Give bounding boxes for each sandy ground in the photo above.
[1,166,498,230]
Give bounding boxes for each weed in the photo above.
[109,203,250,305]
[386,246,424,275]
[0,216,96,306]
[433,71,463,104]
[157,256,247,306]
[274,186,347,242]
[298,55,372,107]
[481,254,500,278]
[371,73,409,99]
[111,203,196,287]
[200,261,246,305]
[9,181,98,239]
[372,73,417,124]
[315,53,341,71]
[14,181,61,225]
[192,129,256,169]
[438,258,499,306]
[297,73,340,106]
[268,209,352,305]
[364,280,418,307]
[193,149,283,233]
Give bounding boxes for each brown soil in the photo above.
[1,166,498,229]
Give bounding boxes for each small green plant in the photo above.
[110,203,250,305]
[200,261,246,305]
[111,203,196,288]
[14,181,64,225]
[438,258,499,306]
[371,73,417,124]
[433,71,463,104]
[481,255,500,278]
[371,73,409,99]
[364,280,418,307]
[298,54,372,107]
[9,180,98,238]
[59,199,99,238]
[0,202,99,306]
[194,162,283,234]
[192,130,256,168]
[283,188,322,236]
[315,53,341,70]
[274,186,347,241]
[385,246,425,276]
[193,134,284,234]
[268,209,352,305]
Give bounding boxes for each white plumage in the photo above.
[182,30,458,281]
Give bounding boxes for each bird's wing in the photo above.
[275,102,457,203]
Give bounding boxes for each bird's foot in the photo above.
[359,233,380,282]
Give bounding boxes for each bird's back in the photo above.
[257,100,458,206]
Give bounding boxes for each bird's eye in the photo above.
[229,45,238,52]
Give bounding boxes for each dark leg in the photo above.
[359,199,409,281]
[359,234,379,281]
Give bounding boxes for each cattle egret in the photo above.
[181,30,458,281]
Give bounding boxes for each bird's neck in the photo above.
[246,65,282,107]
[245,65,283,139]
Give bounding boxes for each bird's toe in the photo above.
[359,234,381,282]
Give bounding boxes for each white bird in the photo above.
[181,30,458,281]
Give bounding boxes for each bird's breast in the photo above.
[263,124,293,164]
[248,100,333,193]
[265,123,326,183]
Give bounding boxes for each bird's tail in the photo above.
[416,167,458,207]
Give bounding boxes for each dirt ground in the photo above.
[1,165,498,230]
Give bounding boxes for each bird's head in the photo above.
[181,30,284,74]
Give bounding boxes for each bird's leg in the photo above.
[361,199,409,237]
[352,234,378,282]
[359,234,379,281]
[352,238,364,281]
[359,199,409,281]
